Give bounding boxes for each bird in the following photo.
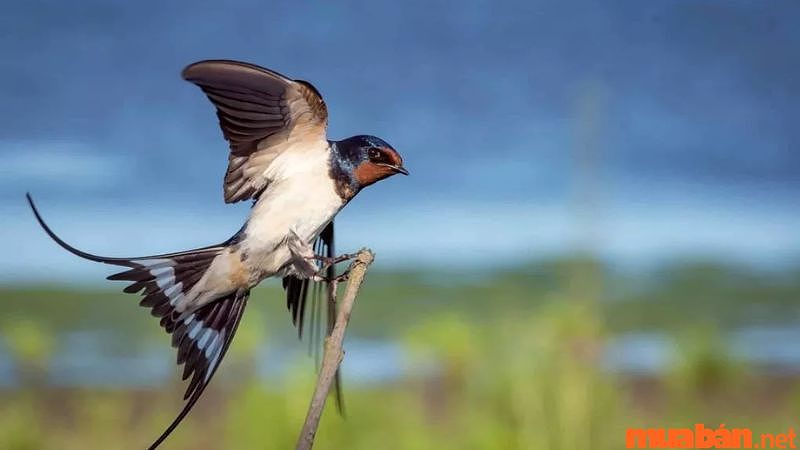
[26,59,408,449]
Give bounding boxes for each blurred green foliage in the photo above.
[4,320,54,377]
[0,257,798,449]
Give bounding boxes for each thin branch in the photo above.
[295,248,375,450]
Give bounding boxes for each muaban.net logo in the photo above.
[626,424,796,449]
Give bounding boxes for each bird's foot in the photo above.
[287,230,356,282]
[286,230,319,278]
[310,252,358,272]
[311,268,351,284]
[334,269,350,283]
[309,253,355,283]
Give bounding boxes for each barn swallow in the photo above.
[26,60,407,449]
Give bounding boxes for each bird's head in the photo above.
[336,135,408,188]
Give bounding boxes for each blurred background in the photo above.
[1,0,799,449]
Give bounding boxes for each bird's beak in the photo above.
[393,165,410,176]
[381,164,409,176]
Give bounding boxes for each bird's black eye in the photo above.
[368,148,381,161]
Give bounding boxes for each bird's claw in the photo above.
[312,269,350,284]
[312,254,353,283]
[307,252,358,272]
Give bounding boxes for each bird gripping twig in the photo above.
[295,248,375,450]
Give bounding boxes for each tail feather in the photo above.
[26,193,249,450]
[148,288,249,450]
[26,193,224,327]
[26,193,222,265]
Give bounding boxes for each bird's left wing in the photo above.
[182,60,328,203]
[282,221,345,412]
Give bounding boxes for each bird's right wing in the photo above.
[182,60,329,203]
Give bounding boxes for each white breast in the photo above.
[240,142,344,276]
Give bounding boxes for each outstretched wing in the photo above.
[182,59,329,203]
[282,221,344,412]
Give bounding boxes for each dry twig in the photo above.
[295,248,375,450]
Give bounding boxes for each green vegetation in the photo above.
[0,257,798,449]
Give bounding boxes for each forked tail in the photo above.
[26,193,249,449]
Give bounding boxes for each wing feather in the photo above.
[281,221,345,413]
[182,60,328,203]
